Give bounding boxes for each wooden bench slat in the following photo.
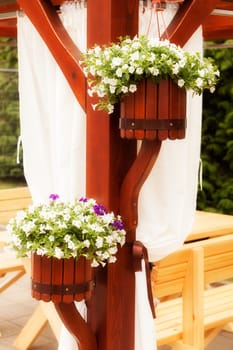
[187,210,233,241]
[0,254,24,272]
[0,186,31,200]
[0,186,32,224]
[153,234,233,348]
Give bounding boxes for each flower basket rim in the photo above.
[81,34,219,113]
[7,195,126,267]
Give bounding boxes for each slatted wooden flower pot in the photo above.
[119,78,186,141]
[31,253,94,303]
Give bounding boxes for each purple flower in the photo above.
[49,194,59,201]
[112,219,124,230]
[79,197,88,203]
[93,204,107,216]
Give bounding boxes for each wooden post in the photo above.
[86,1,139,349]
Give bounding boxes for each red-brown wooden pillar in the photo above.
[86,1,139,349]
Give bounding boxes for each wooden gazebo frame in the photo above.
[0,1,233,349]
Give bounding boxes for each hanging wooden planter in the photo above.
[31,253,94,303]
[119,78,186,141]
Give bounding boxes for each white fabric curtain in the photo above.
[138,2,203,262]
[17,2,202,350]
[135,3,203,350]
[17,3,87,350]
[17,5,86,204]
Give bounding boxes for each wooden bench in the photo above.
[0,186,32,226]
[0,186,61,349]
[0,187,31,291]
[186,210,233,242]
[152,234,233,349]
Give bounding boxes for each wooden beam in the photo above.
[17,0,86,110]
[0,2,19,13]
[215,0,233,11]
[0,18,16,37]
[203,14,233,40]
[164,0,219,46]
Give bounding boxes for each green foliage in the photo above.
[197,40,233,214]
[0,37,25,182]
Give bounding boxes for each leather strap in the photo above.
[119,118,186,131]
[133,241,156,318]
[32,279,95,296]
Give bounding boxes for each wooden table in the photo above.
[187,210,233,242]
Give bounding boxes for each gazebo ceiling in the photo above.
[0,0,233,40]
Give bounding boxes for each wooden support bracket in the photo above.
[120,139,162,241]
[163,0,219,46]
[17,0,86,110]
[55,302,97,350]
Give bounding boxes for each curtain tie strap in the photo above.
[16,135,22,164]
[133,241,156,318]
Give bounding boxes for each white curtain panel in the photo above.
[138,3,202,262]
[17,3,87,350]
[17,6,86,203]
[135,4,203,350]
[17,2,202,350]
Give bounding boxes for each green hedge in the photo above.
[197,41,233,214]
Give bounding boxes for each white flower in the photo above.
[68,240,75,250]
[111,57,122,67]
[90,66,96,76]
[116,68,123,77]
[101,212,114,224]
[87,89,93,97]
[121,86,128,93]
[122,64,129,70]
[210,86,215,93]
[148,67,159,76]
[15,210,27,222]
[178,79,185,88]
[102,252,110,260]
[128,66,135,74]
[36,248,48,256]
[179,58,187,68]
[107,104,114,114]
[84,239,90,248]
[96,237,103,248]
[130,51,140,61]
[136,67,143,75]
[109,246,118,254]
[95,59,102,66]
[54,247,64,259]
[26,242,32,249]
[196,78,203,88]
[64,234,71,242]
[110,85,116,93]
[91,259,99,267]
[72,220,82,228]
[105,236,113,244]
[94,46,101,54]
[132,41,141,49]
[91,104,98,111]
[129,84,137,93]
[10,233,21,247]
[108,256,117,263]
[172,63,180,75]
[97,90,106,98]
[22,221,35,234]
